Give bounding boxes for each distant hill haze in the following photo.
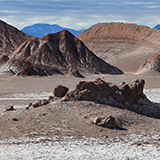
[21,23,84,38]
[154,24,160,30]
[77,22,160,73]
[0,20,34,55]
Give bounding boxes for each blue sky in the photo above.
[0,0,160,30]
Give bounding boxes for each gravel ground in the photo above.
[144,89,160,103]
[0,75,160,160]
[0,135,160,160]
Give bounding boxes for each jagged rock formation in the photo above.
[63,78,145,103]
[2,30,124,76]
[137,52,160,74]
[62,78,160,118]
[0,20,34,56]
[77,23,160,72]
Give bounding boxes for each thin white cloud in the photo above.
[0,10,19,14]
[1,0,160,30]
[145,5,159,8]
[125,1,156,5]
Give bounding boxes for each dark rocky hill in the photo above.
[0,20,34,56]
[2,30,124,76]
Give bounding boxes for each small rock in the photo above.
[25,107,29,110]
[32,101,40,108]
[4,105,15,111]
[28,103,32,107]
[13,118,18,121]
[41,99,49,105]
[47,96,54,103]
[91,115,116,128]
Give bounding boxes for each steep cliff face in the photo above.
[2,30,123,76]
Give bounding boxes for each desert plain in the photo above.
[0,72,160,159]
[0,20,160,159]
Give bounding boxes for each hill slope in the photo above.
[77,22,160,73]
[2,30,123,76]
[137,52,160,74]
[21,23,84,37]
[0,20,34,56]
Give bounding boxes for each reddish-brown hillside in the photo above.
[2,30,123,76]
[0,20,34,56]
[77,23,160,73]
[137,52,160,74]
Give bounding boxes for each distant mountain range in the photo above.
[154,24,160,30]
[21,23,85,37]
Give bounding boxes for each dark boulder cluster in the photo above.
[28,96,54,108]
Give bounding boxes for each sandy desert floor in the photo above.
[0,73,160,159]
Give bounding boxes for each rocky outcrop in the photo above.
[137,52,160,74]
[62,78,160,118]
[91,115,116,128]
[53,85,69,98]
[63,78,145,103]
[2,30,124,76]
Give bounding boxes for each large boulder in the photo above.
[53,85,69,98]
